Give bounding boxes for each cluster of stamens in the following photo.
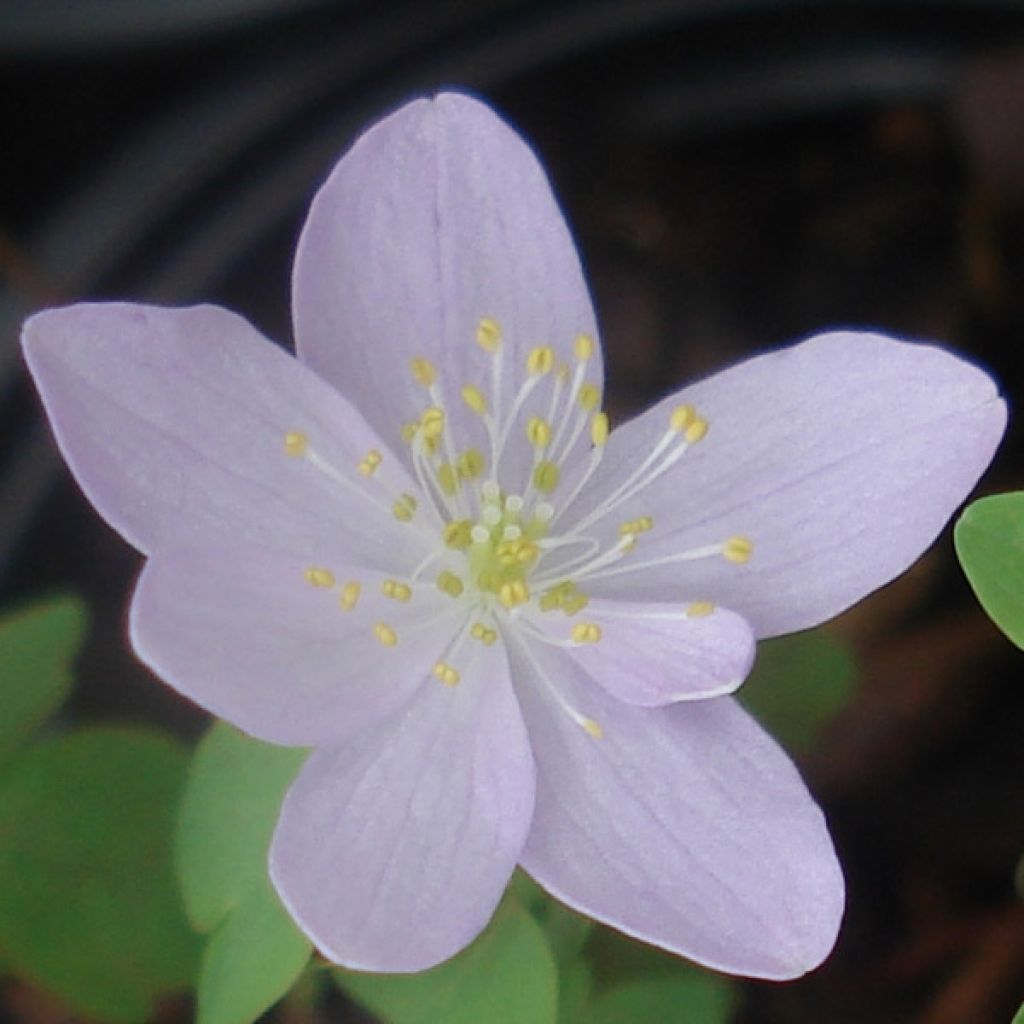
[283,316,752,739]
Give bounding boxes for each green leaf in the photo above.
[337,901,559,1024]
[0,726,199,1022]
[587,975,734,1024]
[1011,999,1024,1024]
[955,492,1024,648]
[740,630,856,752]
[176,721,307,931]
[197,879,311,1024]
[556,956,593,1024]
[0,595,86,762]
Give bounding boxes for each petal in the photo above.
[522,598,755,706]
[130,544,465,747]
[511,640,843,980]
[22,302,429,571]
[574,332,1006,636]
[292,92,601,473]
[269,638,535,972]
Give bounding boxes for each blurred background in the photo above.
[1,1,1023,1022]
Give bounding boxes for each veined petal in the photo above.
[269,638,534,972]
[293,92,601,478]
[22,302,429,572]
[512,641,843,980]
[574,332,1006,637]
[523,598,755,706]
[130,545,464,747]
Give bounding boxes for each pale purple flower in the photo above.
[22,93,1005,979]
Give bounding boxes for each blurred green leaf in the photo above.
[176,721,307,931]
[556,956,593,1024]
[337,901,559,1024]
[587,975,734,1024]
[740,630,855,752]
[197,879,311,1024]
[1011,1000,1023,1024]
[0,595,85,762]
[955,492,1024,648]
[0,726,199,1022]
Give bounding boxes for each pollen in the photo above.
[304,567,335,588]
[723,536,753,564]
[526,416,553,449]
[457,448,485,480]
[578,382,600,411]
[571,622,603,644]
[686,601,715,618]
[437,462,460,496]
[476,316,502,353]
[685,416,709,444]
[582,717,604,739]
[357,449,382,476]
[443,519,473,550]
[392,493,417,522]
[620,516,654,536]
[410,357,437,387]
[419,406,445,440]
[498,579,530,609]
[574,333,596,361]
[283,431,308,457]
[470,622,497,646]
[669,404,696,433]
[373,622,398,648]
[433,661,460,687]
[591,411,609,447]
[526,346,556,376]
[461,385,488,415]
[533,460,560,494]
[339,581,361,611]
[381,579,412,602]
[436,570,465,598]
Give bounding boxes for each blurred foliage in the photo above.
[739,629,856,753]
[955,492,1024,648]
[176,722,310,1024]
[1013,1001,1024,1024]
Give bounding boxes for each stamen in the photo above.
[526,346,556,376]
[419,407,445,441]
[392,493,417,522]
[470,622,497,646]
[686,601,715,617]
[304,567,335,588]
[373,623,398,647]
[574,333,596,361]
[381,580,412,602]
[410,357,437,388]
[526,416,553,449]
[436,570,465,598]
[443,520,473,550]
[339,581,361,611]
[461,385,488,416]
[515,636,604,740]
[284,431,309,457]
[723,536,753,563]
[619,516,653,536]
[578,384,600,411]
[433,661,460,687]
[457,449,485,480]
[533,461,560,494]
[357,449,382,476]
[476,316,502,353]
[437,463,460,496]
[498,580,530,609]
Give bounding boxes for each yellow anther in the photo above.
[574,333,596,361]
[498,579,530,609]
[433,661,460,687]
[283,431,308,457]
[443,520,473,550]
[401,422,419,444]
[381,579,412,603]
[533,461,561,494]
[436,571,465,599]
[358,449,383,476]
[410,357,437,387]
[373,623,398,648]
[620,516,654,536]
[419,406,445,440]
[461,385,488,416]
[526,346,556,375]
[591,411,609,447]
[669,404,696,433]
[578,382,600,411]
[582,717,604,739]
[496,538,538,567]
[470,622,497,646]
[339,581,361,611]
[456,448,485,480]
[571,622,603,644]
[723,536,753,564]
[304,567,335,588]
[685,417,709,444]
[476,316,502,353]
[686,601,715,618]
[562,591,589,615]
[392,493,417,523]
[437,462,460,496]
[525,417,552,450]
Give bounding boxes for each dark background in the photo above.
[1,2,1023,1021]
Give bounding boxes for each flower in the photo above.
[22,93,1005,980]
